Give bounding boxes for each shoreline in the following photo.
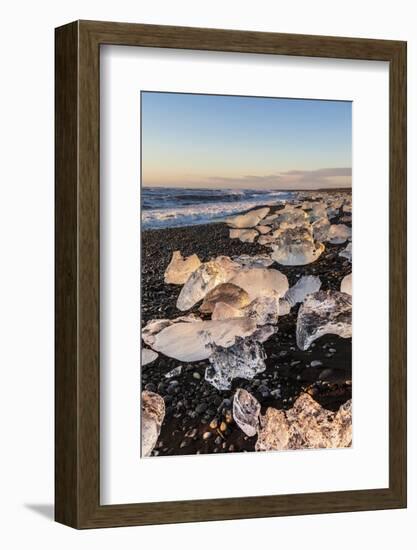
[142,188,352,232]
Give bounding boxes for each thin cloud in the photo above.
[200,168,352,189]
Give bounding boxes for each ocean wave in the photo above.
[142,195,294,230]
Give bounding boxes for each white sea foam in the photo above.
[142,188,296,230]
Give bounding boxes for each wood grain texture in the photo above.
[55,21,79,527]
[55,20,407,529]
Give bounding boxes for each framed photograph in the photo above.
[55,20,407,528]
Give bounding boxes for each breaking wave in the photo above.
[142,187,296,229]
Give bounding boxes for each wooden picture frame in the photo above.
[55,20,407,528]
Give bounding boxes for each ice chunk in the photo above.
[339,242,352,262]
[258,234,278,246]
[199,283,250,314]
[251,324,276,343]
[229,268,289,302]
[212,294,287,325]
[296,290,352,350]
[211,302,244,321]
[243,293,281,325]
[270,226,325,266]
[272,205,308,227]
[205,336,266,390]
[141,391,165,457]
[255,394,352,451]
[255,408,289,451]
[340,273,352,295]
[142,348,158,366]
[176,256,239,311]
[225,207,270,228]
[164,366,182,378]
[278,298,291,316]
[233,388,261,437]
[142,314,201,347]
[229,228,258,242]
[302,201,328,223]
[259,213,278,225]
[152,317,258,362]
[232,254,274,268]
[238,229,258,243]
[312,217,330,242]
[326,207,339,219]
[326,224,352,244]
[229,229,241,239]
[164,250,201,285]
[256,225,272,234]
[284,275,322,307]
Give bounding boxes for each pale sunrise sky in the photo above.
[141,92,352,190]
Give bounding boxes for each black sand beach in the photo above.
[141,200,352,457]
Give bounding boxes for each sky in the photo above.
[141,91,352,190]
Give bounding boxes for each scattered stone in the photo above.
[310,360,323,367]
[186,428,198,438]
[164,250,201,285]
[278,299,291,316]
[195,403,208,414]
[202,431,212,440]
